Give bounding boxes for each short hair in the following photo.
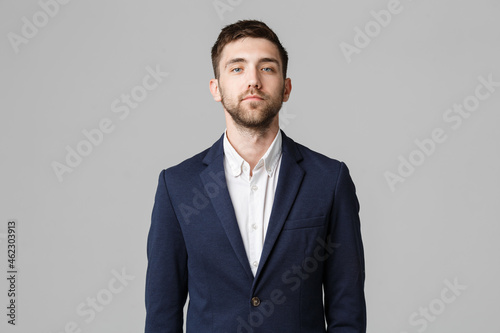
[211,20,288,79]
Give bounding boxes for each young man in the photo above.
[145,20,366,333]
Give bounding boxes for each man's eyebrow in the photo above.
[224,57,281,69]
[259,57,280,67]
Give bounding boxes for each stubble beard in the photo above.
[220,84,284,132]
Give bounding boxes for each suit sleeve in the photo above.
[324,162,366,332]
[145,169,188,333]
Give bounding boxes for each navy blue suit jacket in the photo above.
[145,130,366,332]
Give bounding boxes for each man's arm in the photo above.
[145,169,188,333]
[323,162,366,332]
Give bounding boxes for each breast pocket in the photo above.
[282,215,326,230]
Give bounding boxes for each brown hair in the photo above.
[211,20,288,79]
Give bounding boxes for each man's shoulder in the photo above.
[165,146,213,175]
[289,135,344,171]
[161,133,223,178]
[290,137,355,193]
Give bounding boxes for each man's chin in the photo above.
[234,114,277,129]
[241,101,266,111]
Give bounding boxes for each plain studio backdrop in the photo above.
[1,0,499,332]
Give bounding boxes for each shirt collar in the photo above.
[223,128,282,178]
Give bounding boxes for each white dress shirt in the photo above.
[223,128,282,276]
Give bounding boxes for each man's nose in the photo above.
[247,67,261,89]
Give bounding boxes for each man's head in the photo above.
[209,20,291,132]
[211,20,288,80]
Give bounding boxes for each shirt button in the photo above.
[251,185,258,191]
[252,224,258,230]
[252,261,258,267]
[243,165,248,172]
[251,296,261,307]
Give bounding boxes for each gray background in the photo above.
[1,0,499,332]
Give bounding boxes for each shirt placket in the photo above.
[248,162,263,276]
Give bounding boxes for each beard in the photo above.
[220,84,284,131]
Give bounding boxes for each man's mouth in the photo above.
[243,95,264,101]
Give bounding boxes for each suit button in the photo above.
[251,296,261,307]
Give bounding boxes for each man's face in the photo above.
[210,37,291,130]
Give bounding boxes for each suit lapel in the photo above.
[254,130,304,281]
[200,134,254,280]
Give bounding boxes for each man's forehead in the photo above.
[220,37,280,62]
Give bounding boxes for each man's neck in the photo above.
[225,119,280,173]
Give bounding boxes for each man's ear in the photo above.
[282,77,292,102]
[209,78,222,102]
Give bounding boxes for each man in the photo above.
[145,20,366,332]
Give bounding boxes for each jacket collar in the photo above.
[203,128,303,166]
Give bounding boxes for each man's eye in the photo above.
[262,67,273,72]
[231,68,242,73]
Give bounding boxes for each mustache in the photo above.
[240,91,266,100]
